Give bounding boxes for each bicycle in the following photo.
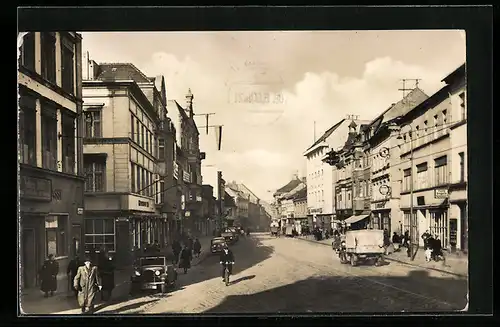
[221,261,234,286]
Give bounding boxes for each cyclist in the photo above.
[219,244,235,282]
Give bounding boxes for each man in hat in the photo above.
[39,254,59,298]
[73,256,102,314]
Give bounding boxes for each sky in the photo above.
[81,30,465,202]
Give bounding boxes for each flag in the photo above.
[214,125,223,150]
[206,114,209,135]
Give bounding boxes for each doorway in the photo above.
[22,229,36,288]
[71,224,82,257]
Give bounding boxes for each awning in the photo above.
[344,214,370,225]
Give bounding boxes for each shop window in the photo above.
[19,94,37,166]
[85,218,115,252]
[84,155,105,192]
[459,152,465,182]
[429,210,448,249]
[45,215,67,257]
[41,103,58,170]
[131,114,135,141]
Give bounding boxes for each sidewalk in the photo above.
[20,268,132,315]
[295,235,468,278]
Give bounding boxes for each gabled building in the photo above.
[273,174,304,226]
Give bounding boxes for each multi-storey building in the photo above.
[200,185,217,236]
[292,186,308,234]
[304,118,368,230]
[397,63,466,250]
[223,191,238,227]
[168,94,205,237]
[202,167,226,231]
[81,58,168,266]
[18,32,84,289]
[273,175,304,227]
[232,183,262,230]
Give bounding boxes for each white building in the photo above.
[303,118,369,229]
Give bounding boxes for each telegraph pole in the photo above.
[193,113,216,135]
[398,78,420,261]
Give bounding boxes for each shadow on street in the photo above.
[202,269,468,313]
[98,299,160,314]
[230,274,256,285]
[177,236,274,288]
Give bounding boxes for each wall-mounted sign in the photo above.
[20,176,52,201]
[435,188,449,199]
[138,200,149,207]
[77,207,84,215]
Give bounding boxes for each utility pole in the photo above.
[194,113,216,135]
[398,78,420,261]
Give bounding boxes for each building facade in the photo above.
[200,185,217,236]
[19,32,85,289]
[293,187,308,234]
[273,175,304,227]
[82,60,167,266]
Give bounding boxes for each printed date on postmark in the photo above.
[233,91,285,105]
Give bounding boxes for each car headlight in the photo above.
[134,271,141,276]
[155,270,161,276]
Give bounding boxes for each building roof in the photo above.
[293,187,307,201]
[441,63,466,85]
[274,177,303,196]
[224,191,237,207]
[96,63,151,83]
[303,119,345,155]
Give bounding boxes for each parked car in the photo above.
[221,229,237,244]
[211,237,228,254]
[130,255,177,295]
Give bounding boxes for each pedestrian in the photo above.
[99,252,115,302]
[39,254,59,298]
[392,232,401,252]
[403,230,410,248]
[193,238,201,258]
[153,240,161,252]
[66,255,81,299]
[177,245,192,274]
[421,230,432,250]
[172,239,181,264]
[73,256,102,314]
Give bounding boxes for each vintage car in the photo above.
[337,229,385,266]
[130,255,177,294]
[221,229,237,244]
[211,237,228,254]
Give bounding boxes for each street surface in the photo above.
[51,233,467,314]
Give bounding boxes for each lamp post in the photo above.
[397,123,418,261]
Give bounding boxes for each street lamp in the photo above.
[396,123,418,261]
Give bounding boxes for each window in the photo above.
[20,33,35,71]
[61,36,74,94]
[434,156,448,186]
[459,152,465,182]
[141,168,146,196]
[145,130,149,154]
[158,138,165,160]
[442,110,448,127]
[149,133,153,154]
[403,168,411,192]
[19,94,36,165]
[84,155,105,192]
[45,215,67,257]
[131,163,136,192]
[41,103,58,170]
[41,33,56,84]
[159,180,165,204]
[61,112,76,173]
[372,215,380,230]
[141,125,145,148]
[131,115,135,141]
[84,110,102,138]
[459,92,466,121]
[85,218,115,252]
[145,171,150,197]
[136,165,141,194]
[429,210,448,249]
[416,163,428,190]
[135,119,140,143]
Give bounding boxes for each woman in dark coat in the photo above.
[40,254,59,297]
[178,245,192,274]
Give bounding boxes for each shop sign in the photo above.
[435,188,449,199]
[20,176,52,201]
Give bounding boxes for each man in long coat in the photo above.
[73,256,102,314]
[39,254,59,298]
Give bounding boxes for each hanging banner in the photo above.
[218,125,223,150]
[214,125,223,150]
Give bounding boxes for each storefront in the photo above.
[370,199,393,234]
[84,193,161,267]
[20,168,84,289]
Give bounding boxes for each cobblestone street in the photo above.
[42,233,467,314]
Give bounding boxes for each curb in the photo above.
[294,236,467,278]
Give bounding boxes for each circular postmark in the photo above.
[225,60,286,126]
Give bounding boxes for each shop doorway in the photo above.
[22,229,36,288]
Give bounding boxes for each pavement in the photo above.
[24,232,468,314]
[295,235,468,278]
[19,236,213,315]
